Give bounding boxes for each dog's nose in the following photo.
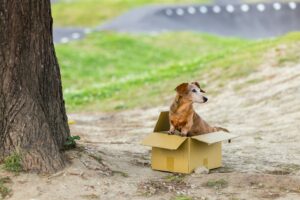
[203,96,208,102]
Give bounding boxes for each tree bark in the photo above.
[0,0,70,173]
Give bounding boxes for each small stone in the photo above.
[149,187,156,195]
[191,184,197,189]
[194,166,209,174]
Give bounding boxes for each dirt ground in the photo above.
[1,63,300,200]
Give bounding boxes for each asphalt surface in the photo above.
[51,0,91,43]
[52,1,300,43]
[98,2,300,39]
[53,27,92,43]
[214,0,241,4]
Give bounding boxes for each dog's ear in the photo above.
[175,83,189,95]
[192,81,206,93]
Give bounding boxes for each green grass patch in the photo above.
[0,177,11,200]
[173,195,193,200]
[64,135,81,150]
[112,170,129,178]
[278,54,300,66]
[52,0,211,27]
[164,174,186,183]
[3,153,22,173]
[205,178,228,189]
[233,77,265,91]
[55,32,300,112]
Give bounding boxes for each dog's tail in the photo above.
[214,127,230,133]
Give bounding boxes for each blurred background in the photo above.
[50,0,300,112]
[2,2,300,200]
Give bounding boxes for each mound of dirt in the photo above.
[1,64,300,200]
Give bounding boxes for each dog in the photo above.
[169,82,229,137]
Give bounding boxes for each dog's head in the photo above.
[175,82,208,103]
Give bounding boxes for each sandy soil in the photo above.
[1,64,300,200]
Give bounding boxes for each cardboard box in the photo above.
[142,111,236,174]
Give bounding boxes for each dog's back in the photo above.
[188,112,229,136]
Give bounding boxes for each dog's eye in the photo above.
[192,89,197,93]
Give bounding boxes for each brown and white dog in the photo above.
[169,82,229,137]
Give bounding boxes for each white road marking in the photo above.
[187,7,196,14]
[61,37,69,43]
[213,5,221,13]
[273,3,281,10]
[176,8,184,16]
[226,5,235,13]
[199,6,208,14]
[257,4,266,12]
[241,4,250,12]
[71,32,80,39]
[165,9,173,16]
[289,2,297,10]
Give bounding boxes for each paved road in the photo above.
[53,27,92,43]
[51,0,91,43]
[214,0,241,4]
[98,2,300,39]
[52,1,300,43]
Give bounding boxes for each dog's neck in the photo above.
[172,95,194,114]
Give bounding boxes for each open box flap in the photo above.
[192,131,237,145]
[153,111,170,132]
[141,132,187,150]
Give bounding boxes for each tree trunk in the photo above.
[0,0,70,173]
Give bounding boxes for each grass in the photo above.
[205,178,228,189]
[51,0,211,27]
[3,153,22,173]
[0,177,11,199]
[164,174,186,183]
[88,153,103,164]
[55,31,300,112]
[64,135,81,150]
[112,170,129,178]
[51,0,300,27]
[173,195,193,200]
[233,77,264,91]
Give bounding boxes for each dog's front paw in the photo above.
[179,132,188,137]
